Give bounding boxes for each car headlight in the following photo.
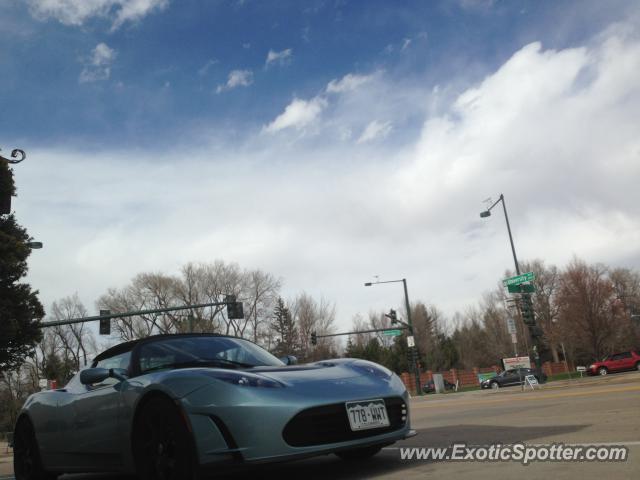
[200,370,284,388]
[351,360,392,379]
[589,364,595,369]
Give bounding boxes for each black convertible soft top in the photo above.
[93,333,228,363]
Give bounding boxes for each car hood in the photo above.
[249,361,363,386]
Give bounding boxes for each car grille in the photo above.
[282,397,407,447]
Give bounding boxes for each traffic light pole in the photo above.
[364,278,422,396]
[481,194,543,378]
[401,279,422,397]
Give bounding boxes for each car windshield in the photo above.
[138,336,284,374]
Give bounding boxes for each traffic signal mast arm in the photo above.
[311,326,409,340]
[38,300,244,328]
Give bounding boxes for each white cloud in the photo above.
[197,58,219,77]
[357,120,393,143]
[265,48,293,68]
[216,69,253,94]
[79,42,116,83]
[27,0,169,30]
[20,23,640,332]
[264,97,328,133]
[326,73,374,94]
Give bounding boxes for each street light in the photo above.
[364,278,422,396]
[479,193,520,275]
[480,194,543,377]
[27,241,43,249]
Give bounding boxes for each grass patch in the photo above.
[547,371,582,382]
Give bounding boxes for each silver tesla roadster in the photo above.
[14,333,415,480]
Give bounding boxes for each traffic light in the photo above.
[311,331,317,346]
[520,294,536,326]
[407,347,418,371]
[225,295,244,319]
[385,309,398,324]
[99,309,111,335]
[528,326,544,338]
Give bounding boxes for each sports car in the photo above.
[14,333,415,480]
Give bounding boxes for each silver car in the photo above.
[13,333,415,480]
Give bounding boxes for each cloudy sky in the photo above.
[2,0,639,331]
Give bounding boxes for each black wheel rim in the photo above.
[140,409,180,480]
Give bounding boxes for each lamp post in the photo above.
[0,148,26,165]
[480,194,543,377]
[480,194,520,275]
[1,147,26,215]
[364,278,421,396]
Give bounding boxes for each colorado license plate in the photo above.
[345,399,390,431]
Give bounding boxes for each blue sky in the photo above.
[2,0,640,331]
[3,0,631,148]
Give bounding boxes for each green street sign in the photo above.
[503,271,535,287]
[382,329,402,336]
[507,284,536,294]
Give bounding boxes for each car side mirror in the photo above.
[80,368,110,385]
[279,355,298,366]
[80,367,128,385]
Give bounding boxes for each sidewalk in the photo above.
[411,370,640,402]
[0,442,12,478]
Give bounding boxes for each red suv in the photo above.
[587,350,640,376]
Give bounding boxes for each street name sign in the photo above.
[382,329,402,336]
[503,272,535,287]
[507,283,536,294]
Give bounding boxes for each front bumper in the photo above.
[181,374,411,465]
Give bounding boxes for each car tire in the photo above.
[490,381,500,390]
[13,417,58,480]
[598,367,608,376]
[636,362,640,372]
[336,445,383,460]
[133,396,197,480]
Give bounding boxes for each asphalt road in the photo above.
[2,372,639,480]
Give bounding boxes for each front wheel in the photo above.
[133,396,197,480]
[13,418,57,480]
[636,362,640,372]
[598,367,608,376]
[336,445,383,460]
[491,381,500,390]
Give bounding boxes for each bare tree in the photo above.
[50,294,96,370]
[97,261,282,342]
[556,258,624,362]
[291,292,337,362]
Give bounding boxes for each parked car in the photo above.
[587,350,640,376]
[422,378,457,393]
[480,368,547,389]
[13,334,415,480]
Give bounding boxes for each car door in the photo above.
[617,352,634,371]
[70,351,131,469]
[608,353,623,372]
[501,370,519,386]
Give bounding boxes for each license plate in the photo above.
[345,399,390,431]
